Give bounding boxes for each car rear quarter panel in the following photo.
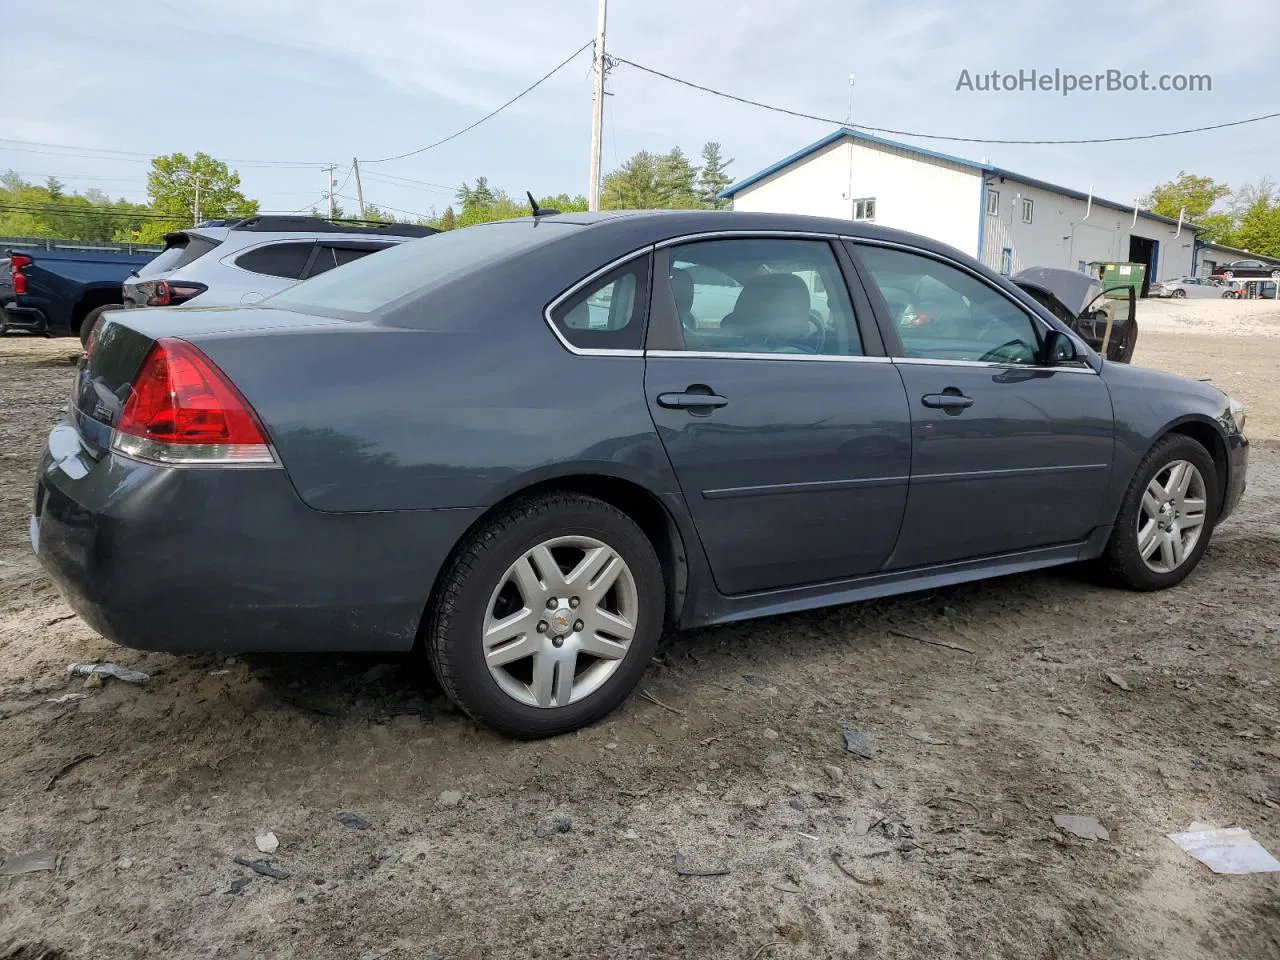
[188,233,685,515]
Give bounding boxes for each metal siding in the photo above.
[979,177,1196,280]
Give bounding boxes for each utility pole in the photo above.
[193,175,201,226]
[352,158,367,219]
[587,0,607,211]
[324,164,337,219]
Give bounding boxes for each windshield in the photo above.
[267,220,575,315]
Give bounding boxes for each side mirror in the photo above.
[1043,329,1079,365]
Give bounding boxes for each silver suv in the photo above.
[120,215,438,314]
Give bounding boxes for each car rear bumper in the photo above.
[31,427,482,653]
[1221,432,1248,522]
[3,305,51,334]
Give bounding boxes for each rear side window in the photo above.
[548,257,650,352]
[269,221,575,316]
[235,242,315,280]
[143,234,219,274]
[305,243,391,278]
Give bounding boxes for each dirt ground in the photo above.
[1,302,1278,960]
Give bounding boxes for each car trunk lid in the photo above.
[71,306,345,456]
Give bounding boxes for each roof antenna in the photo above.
[527,191,561,218]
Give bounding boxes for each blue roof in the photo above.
[719,127,1196,232]
[720,127,990,198]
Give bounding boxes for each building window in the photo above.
[1077,260,1088,274]
[1000,247,1013,276]
[1021,198,1033,224]
[852,197,876,221]
[986,189,1000,216]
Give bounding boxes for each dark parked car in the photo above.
[1210,259,1280,282]
[3,246,158,340]
[32,211,1248,738]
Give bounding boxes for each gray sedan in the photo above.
[1150,276,1225,298]
[32,211,1248,738]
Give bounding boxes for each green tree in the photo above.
[436,206,457,231]
[601,151,662,209]
[697,141,734,209]
[1141,171,1230,222]
[655,147,700,208]
[45,176,65,200]
[141,151,257,241]
[1228,184,1280,258]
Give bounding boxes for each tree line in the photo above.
[10,145,1277,260]
[0,141,734,243]
[1142,172,1280,256]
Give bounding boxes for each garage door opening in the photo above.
[1128,235,1158,297]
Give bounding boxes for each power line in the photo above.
[366,40,593,164]
[6,170,143,183]
[334,194,429,220]
[612,56,1280,146]
[362,172,455,196]
[361,169,455,190]
[0,137,332,167]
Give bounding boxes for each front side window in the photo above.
[234,241,315,280]
[858,245,1040,365]
[665,238,861,356]
[549,257,650,352]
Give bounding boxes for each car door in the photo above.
[850,241,1114,569]
[644,235,912,595]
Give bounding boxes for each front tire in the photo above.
[1104,435,1218,590]
[425,493,665,739]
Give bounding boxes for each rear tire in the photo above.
[1104,435,1218,591]
[78,304,115,348]
[425,493,665,739]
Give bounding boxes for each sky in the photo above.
[3,0,1278,218]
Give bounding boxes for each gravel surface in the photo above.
[1,326,1278,960]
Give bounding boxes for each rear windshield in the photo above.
[142,233,220,275]
[266,220,575,315]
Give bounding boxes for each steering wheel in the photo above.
[978,338,1032,364]
[802,311,827,352]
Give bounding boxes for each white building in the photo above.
[722,128,1199,294]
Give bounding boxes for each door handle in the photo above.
[921,392,974,410]
[657,390,729,410]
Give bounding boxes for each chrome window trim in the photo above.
[542,245,655,357]
[646,349,890,364]
[891,356,1098,374]
[656,229,844,248]
[847,236,1097,367]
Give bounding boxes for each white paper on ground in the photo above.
[1167,826,1280,875]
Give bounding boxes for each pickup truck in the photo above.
[3,247,159,343]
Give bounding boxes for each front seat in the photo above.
[720,273,812,347]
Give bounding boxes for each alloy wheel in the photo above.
[481,535,638,708]
[1136,459,1208,574]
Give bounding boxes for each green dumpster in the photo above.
[1088,261,1146,299]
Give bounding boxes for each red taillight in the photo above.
[10,253,30,295]
[112,338,276,466]
[136,279,207,307]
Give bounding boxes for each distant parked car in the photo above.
[3,246,157,340]
[1150,277,1224,299]
[113,215,438,343]
[34,211,1248,738]
[1210,259,1280,282]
